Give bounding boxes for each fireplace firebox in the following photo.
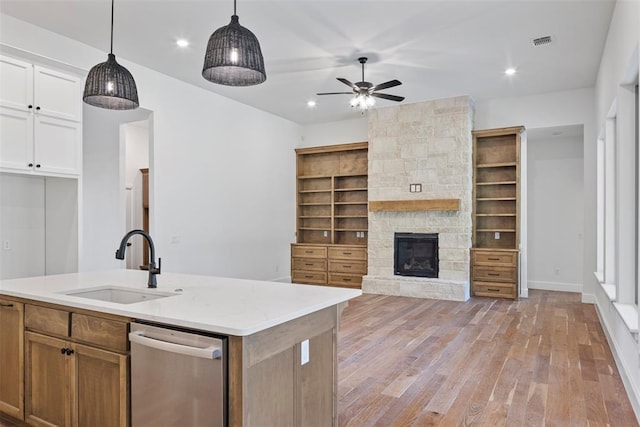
[394,233,439,278]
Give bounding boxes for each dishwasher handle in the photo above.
[129,331,222,360]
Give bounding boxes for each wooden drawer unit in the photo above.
[71,313,128,353]
[472,250,517,267]
[473,282,516,298]
[292,271,327,285]
[291,244,367,288]
[472,266,517,283]
[292,258,327,272]
[328,260,366,274]
[292,245,327,258]
[471,249,518,299]
[328,273,363,288]
[25,304,69,337]
[328,246,366,261]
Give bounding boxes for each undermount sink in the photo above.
[63,286,178,304]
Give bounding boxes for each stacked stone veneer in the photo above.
[363,96,473,301]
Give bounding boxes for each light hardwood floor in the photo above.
[337,290,638,426]
[1,290,636,426]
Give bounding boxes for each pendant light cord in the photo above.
[234,0,237,15]
[110,0,114,54]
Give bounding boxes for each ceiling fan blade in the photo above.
[371,93,405,102]
[337,78,357,89]
[373,79,402,91]
[316,92,354,96]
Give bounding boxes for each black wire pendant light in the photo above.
[83,0,139,110]
[202,0,266,86]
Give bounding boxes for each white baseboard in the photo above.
[270,276,291,283]
[528,280,583,293]
[582,292,597,304]
[593,299,640,423]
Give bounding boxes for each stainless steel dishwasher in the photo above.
[129,322,227,426]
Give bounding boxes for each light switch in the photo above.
[301,339,309,365]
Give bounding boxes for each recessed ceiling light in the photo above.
[176,39,190,48]
[505,68,516,76]
[307,100,317,108]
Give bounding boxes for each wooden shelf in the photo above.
[335,228,368,232]
[477,229,516,232]
[335,202,367,206]
[299,227,330,231]
[299,203,331,206]
[335,188,367,192]
[476,162,517,168]
[300,215,331,219]
[476,214,516,217]
[476,197,516,201]
[369,199,460,212]
[476,181,516,186]
[335,215,368,218]
[299,189,331,194]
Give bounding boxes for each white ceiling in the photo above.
[0,0,615,125]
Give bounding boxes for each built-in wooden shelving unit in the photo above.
[291,142,368,288]
[471,126,524,299]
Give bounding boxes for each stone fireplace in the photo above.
[394,233,439,278]
[362,96,473,301]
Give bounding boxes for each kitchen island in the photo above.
[0,270,361,426]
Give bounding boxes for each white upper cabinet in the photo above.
[0,55,82,176]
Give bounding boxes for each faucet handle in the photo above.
[151,258,162,274]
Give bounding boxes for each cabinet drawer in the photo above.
[25,304,69,337]
[328,247,366,261]
[292,271,327,285]
[292,245,327,258]
[328,273,362,288]
[292,258,327,272]
[328,260,366,274]
[473,282,516,299]
[472,266,517,283]
[71,313,128,353]
[472,250,517,267]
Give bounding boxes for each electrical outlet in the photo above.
[301,339,309,365]
[2,240,10,250]
[323,231,328,237]
[554,268,560,275]
[494,232,501,240]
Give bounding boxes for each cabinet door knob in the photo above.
[35,106,41,111]
[35,164,41,168]
[28,163,34,167]
[60,348,67,354]
[28,104,33,109]
[65,348,75,356]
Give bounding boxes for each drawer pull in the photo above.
[342,265,351,268]
[487,288,500,292]
[304,250,313,254]
[488,257,500,261]
[343,252,352,255]
[487,273,500,276]
[0,303,14,308]
[304,275,313,278]
[342,278,352,282]
[305,263,314,266]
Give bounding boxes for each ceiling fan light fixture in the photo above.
[202,0,266,86]
[83,0,139,110]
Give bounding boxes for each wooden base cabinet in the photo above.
[24,303,130,427]
[291,244,366,288]
[0,298,24,421]
[471,249,519,299]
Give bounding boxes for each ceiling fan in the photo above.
[317,57,405,110]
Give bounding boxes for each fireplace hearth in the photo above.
[394,233,439,278]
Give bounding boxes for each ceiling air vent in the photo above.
[532,35,553,47]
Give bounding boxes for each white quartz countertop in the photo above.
[0,270,361,336]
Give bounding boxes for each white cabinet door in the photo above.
[34,115,81,175]
[0,106,33,172]
[0,56,33,111]
[34,66,82,122]
[0,55,82,176]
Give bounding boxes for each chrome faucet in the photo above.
[115,229,161,288]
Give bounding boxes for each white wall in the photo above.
[124,121,149,188]
[527,133,584,292]
[1,13,301,281]
[592,0,640,420]
[0,173,45,279]
[301,117,367,148]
